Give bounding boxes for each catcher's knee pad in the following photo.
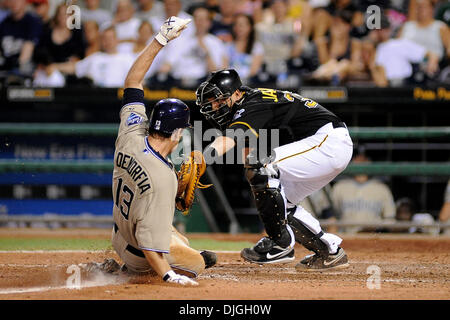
[254,187,292,247]
[245,167,290,247]
[287,211,329,258]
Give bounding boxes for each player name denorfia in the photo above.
[115,152,151,194]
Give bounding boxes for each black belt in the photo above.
[332,121,347,129]
[114,223,145,258]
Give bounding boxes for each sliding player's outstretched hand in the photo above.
[155,16,191,46]
[164,271,199,286]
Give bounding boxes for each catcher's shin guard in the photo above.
[287,210,329,258]
[245,166,291,248]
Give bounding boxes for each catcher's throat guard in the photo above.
[176,150,212,215]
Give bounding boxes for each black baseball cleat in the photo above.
[200,250,217,268]
[299,253,316,265]
[240,237,295,264]
[295,247,349,271]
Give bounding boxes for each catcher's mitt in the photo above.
[176,150,212,215]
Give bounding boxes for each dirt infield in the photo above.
[0,229,449,300]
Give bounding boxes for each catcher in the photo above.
[102,16,216,286]
[196,69,353,270]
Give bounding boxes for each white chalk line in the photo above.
[0,259,129,296]
[0,278,124,295]
[0,285,72,295]
[0,263,55,268]
[0,267,128,296]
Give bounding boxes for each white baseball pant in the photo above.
[268,122,353,253]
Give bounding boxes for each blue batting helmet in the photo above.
[149,98,191,135]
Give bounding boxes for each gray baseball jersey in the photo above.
[112,88,178,254]
[331,178,396,224]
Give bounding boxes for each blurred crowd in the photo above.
[300,148,450,235]
[0,0,449,88]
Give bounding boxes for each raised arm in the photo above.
[124,39,164,90]
[124,16,191,90]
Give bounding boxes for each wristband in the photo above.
[155,32,168,46]
[163,270,176,282]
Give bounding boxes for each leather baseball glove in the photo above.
[176,150,212,215]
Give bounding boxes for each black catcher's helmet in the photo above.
[196,69,242,130]
[149,98,191,135]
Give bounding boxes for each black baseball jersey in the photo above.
[226,86,342,146]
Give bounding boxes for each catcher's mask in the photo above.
[149,98,192,135]
[196,69,242,130]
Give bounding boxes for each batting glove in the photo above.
[155,16,191,46]
[163,270,199,286]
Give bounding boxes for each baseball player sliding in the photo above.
[102,16,216,286]
[197,70,353,270]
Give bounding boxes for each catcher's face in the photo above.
[209,89,243,111]
[209,96,232,111]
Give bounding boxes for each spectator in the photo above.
[286,0,311,19]
[234,0,263,17]
[204,0,220,15]
[210,0,237,43]
[331,151,396,233]
[135,0,164,20]
[118,20,153,54]
[0,0,8,24]
[158,5,228,87]
[394,197,416,232]
[51,26,134,87]
[32,48,66,87]
[344,37,379,85]
[395,197,438,234]
[306,0,331,35]
[37,3,86,64]
[439,179,450,234]
[309,9,353,84]
[118,20,162,79]
[29,0,51,28]
[400,0,449,62]
[111,0,141,42]
[371,14,440,87]
[385,0,409,34]
[285,0,314,37]
[310,0,357,41]
[150,0,194,39]
[351,1,392,39]
[180,0,204,11]
[84,20,101,57]
[81,0,113,28]
[255,0,303,81]
[0,0,43,75]
[227,14,264,84]
[435,0,450,26]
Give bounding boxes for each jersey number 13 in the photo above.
[114,178,134,220]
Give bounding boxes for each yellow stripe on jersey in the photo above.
[275,135,328,164]
[229,121,259,138]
